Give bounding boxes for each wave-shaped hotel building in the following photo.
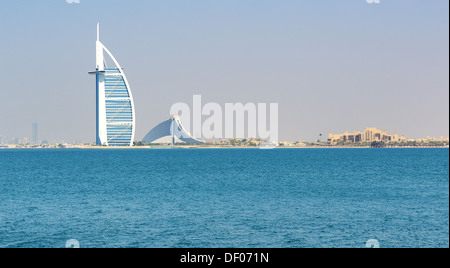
[89,24,136,146]
[142,115,205,144]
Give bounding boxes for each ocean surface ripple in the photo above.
[0,148,448,248]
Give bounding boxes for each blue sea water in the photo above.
[0,148,448,248]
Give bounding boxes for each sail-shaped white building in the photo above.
[142,115,205,144]
[89,24,136,146]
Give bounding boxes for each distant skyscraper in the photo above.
[32,123,38,145]
[89,24,136,146]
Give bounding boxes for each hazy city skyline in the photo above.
[0,0,448,143]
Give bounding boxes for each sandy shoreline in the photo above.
[1,145,448,150]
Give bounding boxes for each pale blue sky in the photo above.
[0,0,448,143]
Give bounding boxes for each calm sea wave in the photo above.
[0,148,448,248]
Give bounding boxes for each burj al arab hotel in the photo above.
[89,24,135,146]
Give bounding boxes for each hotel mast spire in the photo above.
[95,23,104,71]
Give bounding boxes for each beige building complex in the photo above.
[328,128,407,144]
